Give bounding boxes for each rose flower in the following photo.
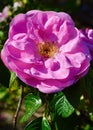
[80,28,93,60]
[1,10,91,93]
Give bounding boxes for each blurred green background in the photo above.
[0,0,93,130]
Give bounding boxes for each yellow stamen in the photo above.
[38,42,58,58]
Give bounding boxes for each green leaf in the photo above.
[9,72,19,92]
[51,92,74,118]
[9,72,17,87]
[21,93,42,123]
[24,117,42,130]
[42,117,51,130]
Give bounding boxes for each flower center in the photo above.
[38,42,58,58]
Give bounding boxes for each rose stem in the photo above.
[13,85,24,130]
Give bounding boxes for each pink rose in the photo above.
[1,10,91,93]
[80,28,93,60]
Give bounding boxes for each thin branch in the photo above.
[13,85,24,130]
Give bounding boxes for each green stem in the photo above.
[13,85,24,130]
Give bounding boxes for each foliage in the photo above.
[51,92,74,118]
[21,93,42,123]
[0,0,93,130]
